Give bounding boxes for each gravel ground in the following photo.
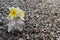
[0,0,60,40]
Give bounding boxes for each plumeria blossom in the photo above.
[8,7,25,20]
[7,7,25,32]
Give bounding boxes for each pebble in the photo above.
[0,19,2,23]
[0,13,2,17]
[57,36,60,40]
[18,38,24,40]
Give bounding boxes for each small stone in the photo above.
[57,36,60,40]
[27,36,30,39]
[0,19,2,23]
[34,38,40,40]
[0,26,4,29]
[33,28,39,32]
[18,38,24,40]
[34,34,39,37]
[0,13,2,17]
[57,18,60,21]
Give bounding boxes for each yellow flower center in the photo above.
[9,8,16,20]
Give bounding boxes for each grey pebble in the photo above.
[18,38,24,40]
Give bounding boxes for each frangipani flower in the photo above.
[8,7,25,20]
[7,7,25,32]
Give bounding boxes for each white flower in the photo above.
[7,7,25,32]
[8,7,25,20]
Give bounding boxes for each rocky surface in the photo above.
[0,0,60,40]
